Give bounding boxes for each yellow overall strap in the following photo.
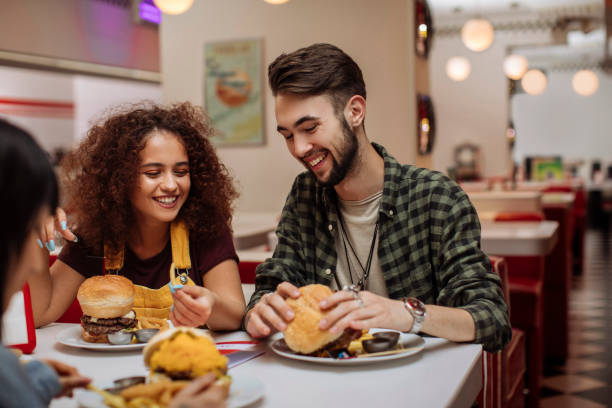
[103,221,194,320]
[104,244,124,272]
[170,220,191,270]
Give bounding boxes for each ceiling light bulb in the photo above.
[503,54,528,80]
[572,69,599,96]
[446,57,471,81]
[521,69,547,95]
[153,0,194,15]
[263,0,290,4]
[461,18,495,52]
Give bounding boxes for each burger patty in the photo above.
[156,369,193,381]
[81,315,137,335]
[309,328,362,357]
[81,316,136,326]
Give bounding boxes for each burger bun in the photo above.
[283,284,343,354]
[80,328,109,344]
[77,275,135,318]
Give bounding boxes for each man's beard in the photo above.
[315,117,359,187]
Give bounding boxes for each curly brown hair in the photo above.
[61,101,237,254]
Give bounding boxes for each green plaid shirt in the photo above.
[247,143,511,352]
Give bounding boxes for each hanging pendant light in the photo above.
[461,18,494,52]
[503,54,528,80]
[446,57,471,81]
[521,69,547,95]
[263,0,290,3]
[572,69,599,96]
[153,0,194,15]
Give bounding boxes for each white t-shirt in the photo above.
[331,191,388,297]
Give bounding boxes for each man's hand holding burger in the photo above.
[318,290,413,334]
[245,282,300,338]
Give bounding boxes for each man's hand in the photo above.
[42,359,91,398]
[170,286,216,327]
[245,282,300,338]
[318,290,412,333]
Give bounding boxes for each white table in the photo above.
[37,323,482,408]
[480,220,559,256]
[467,191,542,214]
[232,213,278,250]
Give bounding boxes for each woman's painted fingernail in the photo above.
[61,221,67,230]
[286,310,294,319]
[319,319,327,328]
[46,240,55,252]
[73,236,79,243]
[171,305,174,312]
[320,300,327,308]
[37,239,43,248]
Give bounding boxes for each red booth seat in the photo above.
[479,256,527,408]
[491,214,545,408]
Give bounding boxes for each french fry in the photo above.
[86,384,126,408]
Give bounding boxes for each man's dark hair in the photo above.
[268,43,366,115]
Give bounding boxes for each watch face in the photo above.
[407,298,426,317]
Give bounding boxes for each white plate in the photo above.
[56,326,145,351]
[269,329,425,365]
[75,374,264,408]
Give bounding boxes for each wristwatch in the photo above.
[403,297,426,334]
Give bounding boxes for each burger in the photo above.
[283,284,362,356]
[77,275,138,343]
[143,327,231,389]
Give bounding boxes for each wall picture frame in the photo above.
[204,38,265,146]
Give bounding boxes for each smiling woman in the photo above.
[28,102,246,332]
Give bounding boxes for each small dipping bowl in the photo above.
[104,376,146,394]
[373,331,400,345]
[362,338,396,353]
[107,330,134,345]
[134,328,159,343]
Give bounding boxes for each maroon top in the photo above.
[58,228,238,288]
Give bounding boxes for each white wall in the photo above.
[0,65,161,151]
[160,0,416,213]
[73,76,162,141]
[0,66,73,153]
[513,70,612,170]
[429,29,550,177]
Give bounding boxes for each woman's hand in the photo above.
[41,359,91,398]
[169,373,228,408]
[170,285,217,327]
[39,208,78,252]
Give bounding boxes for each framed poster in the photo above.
[204,39,265,146]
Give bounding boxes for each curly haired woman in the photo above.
[29,102,245,331]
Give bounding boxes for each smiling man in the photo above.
[244,43,510,353]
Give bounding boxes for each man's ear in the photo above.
[344,95,366,128]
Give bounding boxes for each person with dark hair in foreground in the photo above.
[29,102,245,331]
[244,43,511,353]
[0,118,91,406]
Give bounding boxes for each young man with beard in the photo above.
[244,43,510,352]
